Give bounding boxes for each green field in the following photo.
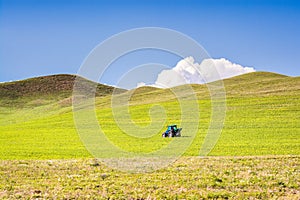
[0,72,299,159]
[0,72,299,198]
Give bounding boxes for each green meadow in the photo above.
[0,72,299,198]
[0,72,299,159]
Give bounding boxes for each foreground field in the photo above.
[0,156,299,199]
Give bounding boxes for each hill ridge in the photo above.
[0,74,126,100]
[1,71,298,108]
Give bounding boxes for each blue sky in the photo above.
[0,0,299,85]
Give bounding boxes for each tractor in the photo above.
[162,125,182,137]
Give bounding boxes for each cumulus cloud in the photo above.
[154,57,255,88]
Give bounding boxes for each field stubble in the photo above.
[0,156,299,199]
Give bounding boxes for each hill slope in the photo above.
[0,74,127,98]
[117,72,299,106]
[0,71,299,159]
[222,71,299,97]
[1,71,298,102]
[0,74,126,107]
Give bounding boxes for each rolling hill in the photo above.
[0,71,298,106]
[0,71,299,159]
[0,74,126,108]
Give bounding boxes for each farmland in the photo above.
[0,72,299,198]
[0,156,299,199]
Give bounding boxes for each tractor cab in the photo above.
[162,124,182,137]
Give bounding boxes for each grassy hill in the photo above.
[222,71,299,97]
[0,71,299,159]
[0,74,126,108]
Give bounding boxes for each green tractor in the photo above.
[162,125,182,138]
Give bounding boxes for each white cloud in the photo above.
[205,58,256,79]
[153,57,255,88]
